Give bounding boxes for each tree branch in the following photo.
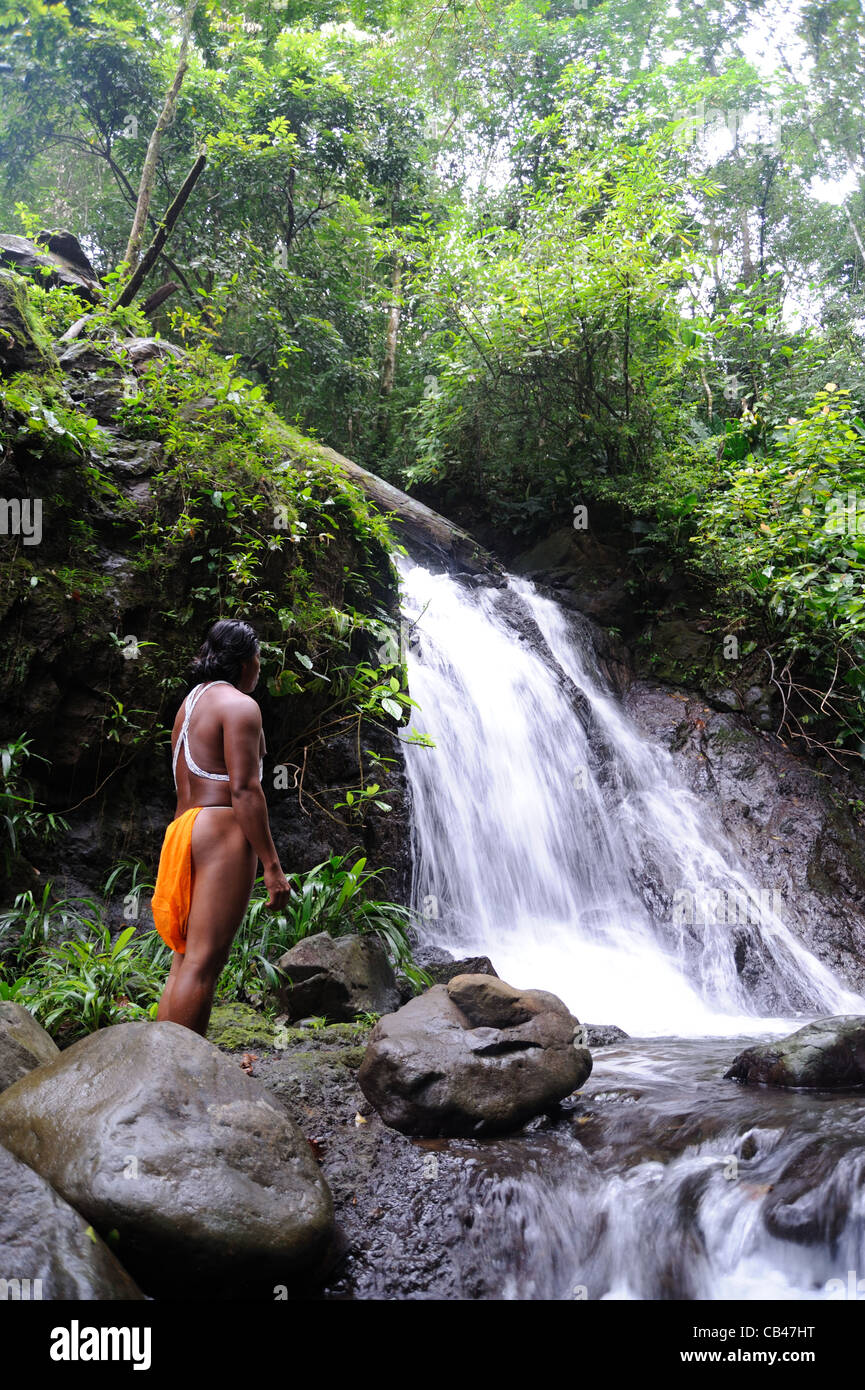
[112,151,207,309]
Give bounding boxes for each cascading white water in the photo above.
[364,555,865,1303]
[398,558,862,1036]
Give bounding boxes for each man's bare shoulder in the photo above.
[213,686,262,725]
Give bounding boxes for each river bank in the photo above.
[207,1006,864,1301]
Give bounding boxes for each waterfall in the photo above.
[397,558,861,1036]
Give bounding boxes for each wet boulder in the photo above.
[0,1020,334,1297]
[357,973,592,1136]
[725,1016,865,1089]
[0,1002,59,1093]
[583,1023,630,1048]
[0,1143,143,1300]
[276,932,401,1022]
[413,944,499,985]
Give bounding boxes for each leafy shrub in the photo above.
[27,925,163,1044]
[0,736,69,880]
[216,851,428,1005]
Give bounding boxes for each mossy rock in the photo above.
[207,1006,373,1054]
[643,619,712,684]
[280,1046,368,1072]
[207,1002,276,1051]
[273,1020,375,1048]
[0,269,58,375]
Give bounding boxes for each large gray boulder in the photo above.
[0,1002,59,1093]
[0,1143,143,1299]
[725,1016,865,1089]
[357,973,592,1136]
[0,1020,334,1297]
[276,932,400,1022]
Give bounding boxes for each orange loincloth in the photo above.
[150,806,203,954]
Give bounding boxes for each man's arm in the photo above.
[223,698,291,909]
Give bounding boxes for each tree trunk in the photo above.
[310,440,502,578]
[380,257,402,398]
[122,0,198,274]
[376,193,403,445]
[112,152,206,309]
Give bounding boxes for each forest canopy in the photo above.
[2,0,864,752]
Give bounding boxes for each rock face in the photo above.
[512,525,632,627]
[357,973,592,1137]
[413,944,499,985]
[0,231,102,301]
[0,269,57,374]
[276,932,401,1022]
[583,1023,630,1048]
[625,682,865,994]
[725,1016,865,1089]
[0,1003,60,1093]
[0,1143,143,1299]
[0,1021,334,1297]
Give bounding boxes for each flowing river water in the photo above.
[391,557,865,1301]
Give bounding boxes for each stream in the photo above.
[392,558,865,1301]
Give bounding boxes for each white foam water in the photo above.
[397,558,861,1036]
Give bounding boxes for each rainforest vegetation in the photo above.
[1,0,863,758]
[4,0,863,758]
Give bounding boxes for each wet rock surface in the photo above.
[0,1002,60,1093]
[0,1021,334,1298]
[623,681,865,992]
[211,1018,865,1300]
[0,1142,144,1300]
[276,932,401,1022]
[357,975,592,1136]
[413,944,499,984]
[512,525,632,628]
[725,1015,865,1089]
[583,1023,630,1047]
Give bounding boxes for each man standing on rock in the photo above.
[151,619,291,1035]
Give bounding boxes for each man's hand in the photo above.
[264,864,292,911]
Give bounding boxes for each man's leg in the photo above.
[156,951,184,1021]
[159,809,256,1036]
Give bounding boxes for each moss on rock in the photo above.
[207,1002,276,1050]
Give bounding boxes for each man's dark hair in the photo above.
[190,619,259,686]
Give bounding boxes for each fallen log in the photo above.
[309,441,503,579]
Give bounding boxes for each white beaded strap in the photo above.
[172,681,232,785]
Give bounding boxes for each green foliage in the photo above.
[0,882,163,1045]
[0,737,68,880]
[216,851,428,1005]
[0,886,106,970]
[690,386,865,746]
[27,925,163,1044]
[0,371,105,461]
[399,132,711,514]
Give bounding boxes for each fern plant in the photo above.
[30,925,163,1043]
